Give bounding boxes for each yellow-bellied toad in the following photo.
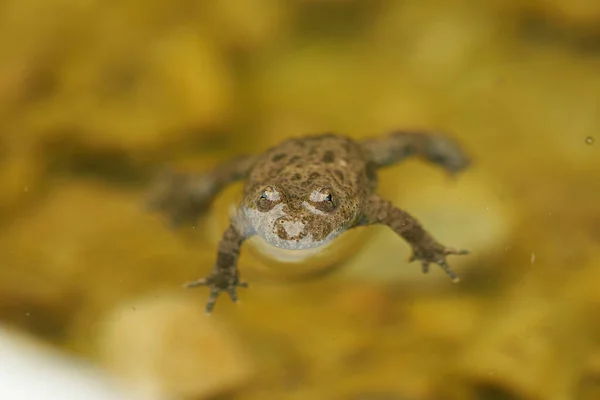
[147,131,471,312]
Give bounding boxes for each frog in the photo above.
[147,130,471,313]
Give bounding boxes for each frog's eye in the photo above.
[310,188,336,212]
[310,188,332,202]
[260,186,280,201]
[257,186,279,211]
[320,190,333,203]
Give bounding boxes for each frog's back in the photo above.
[245,133,374,198]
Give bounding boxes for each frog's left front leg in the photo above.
[360,194,468,281]
[185,223,253,313]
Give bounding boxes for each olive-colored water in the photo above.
[1,1,600,399]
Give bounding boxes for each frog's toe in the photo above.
[444,247,469,256]
[184,277,211,288]
[205,288,221,314]
[437,258,460,283]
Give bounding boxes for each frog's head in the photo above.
[240,181,357,250]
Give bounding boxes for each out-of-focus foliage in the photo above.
[1,0,600,399]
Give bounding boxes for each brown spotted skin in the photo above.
[147,130,471,313]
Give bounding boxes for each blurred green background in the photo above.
[1,0,600,399]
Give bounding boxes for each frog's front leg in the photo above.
[146,155,257,227]
[360,194,468,281]
[185,223,252,313]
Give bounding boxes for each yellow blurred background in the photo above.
[1,0,600,399]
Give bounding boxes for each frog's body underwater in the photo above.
[147,131,471,313]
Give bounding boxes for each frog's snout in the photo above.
[274,217,306,241]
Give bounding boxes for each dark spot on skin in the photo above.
[289,155,300,163]
[322,151,335,163]
[272,153,286,162]
[276,225,291,240]
[292,173,302,181]
[293,140,306,147]
[309,172,320,180]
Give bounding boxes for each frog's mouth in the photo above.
[262,216,335,251]
[239,204,341,251]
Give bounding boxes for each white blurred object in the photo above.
[0,326,135,400]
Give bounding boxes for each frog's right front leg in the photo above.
[146,155,257,227]
[185,223,253,313]
[359,194,468,282]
